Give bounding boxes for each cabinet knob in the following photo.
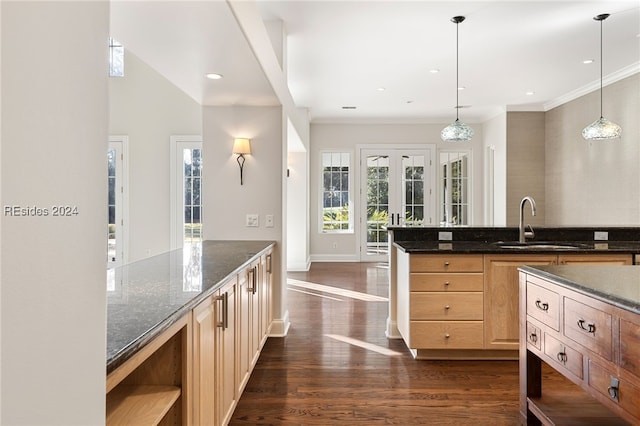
[444,261,450,267]
[445,305,450,310]
[444,281,450,286]
[557,351,568,364]
[529,332,538,343]
[444,333,450,339]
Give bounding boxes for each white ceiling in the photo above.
[112,1,640,124]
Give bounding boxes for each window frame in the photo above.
[319,150,354,234]
[108,136,129,267]
[438,149,472,226]
[170,135,203,250]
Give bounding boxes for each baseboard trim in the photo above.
[269,310,290,337]
[310,254,359,262]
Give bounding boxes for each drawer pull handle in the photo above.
[577,319,596,334]
[608,377,620,402]
[557,351,568,364]
[535,300,549,312]
[529,332,538,343]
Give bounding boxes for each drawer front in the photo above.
[564,297,612,361]
[588,360,640,419]
[410,273,483,292]
[526,282,560,331]
[543,333,583,379]
[410,292,483,320]
[620,319,640,377]
[526,321,542,351]
[410,255,483,273]
[410,321,483,349]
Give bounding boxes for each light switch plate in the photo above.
[265,214,274,228]
[438,231,453,241]
[246,214,259,227]
[594,231,608,241]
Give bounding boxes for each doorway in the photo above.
[359,147,435,262]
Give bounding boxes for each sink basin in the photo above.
[494,241,587,250]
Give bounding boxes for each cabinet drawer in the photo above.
[410,321,483,349]
[588,360,640,419]
[620,319,640,377]
[526,321,541,351]
[410,273,483,292]
[526,282,560,331]
[410,292,483,320]
[543,333,583,379]
[564,297,612,361]
[410,255,483,273]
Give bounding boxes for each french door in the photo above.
[360,147,434,261]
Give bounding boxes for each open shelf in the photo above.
[106,385,181,426]
[526,365,631,426]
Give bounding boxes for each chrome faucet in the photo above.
[519,196,537,243]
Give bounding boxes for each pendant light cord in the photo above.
[599,16,603,118]
[455,19,460,121]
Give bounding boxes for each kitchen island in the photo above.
[519,265,640,425]
[388,227,640,360]
[106,240,275,425]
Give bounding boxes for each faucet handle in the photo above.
[524,224,535,239]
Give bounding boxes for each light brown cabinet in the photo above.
[107,245,274,426]
[192,276,237,426]
[520,269,640,425]
[397,250,632,359]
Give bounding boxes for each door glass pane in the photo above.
[183,148,202,244]
[440,152,469,226]
[366,155,389,256]
[107,148,117,264]
[402,155,425,226]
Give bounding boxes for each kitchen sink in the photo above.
[494,241,588,250]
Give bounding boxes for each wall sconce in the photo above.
[233,138,251,185]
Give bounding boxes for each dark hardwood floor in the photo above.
[230,262,522,425]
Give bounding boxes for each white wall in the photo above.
[483,112,507,226]
[202,105,289,333]
[1,2,108,423]
[110,50,202,262]
[309,122,484,260]
[286,151,309,270]
[545,73,640,225]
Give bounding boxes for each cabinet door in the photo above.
[484,255,557,350]
[218,278,237,426]
[192,295,217,425]
[557,254,632,265]
[237,265,251,392]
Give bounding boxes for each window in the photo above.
[440,151,470,226]
[109,38,124,77]
[321,152,352,232]
[170,137,203,249]
[107,137,128,268]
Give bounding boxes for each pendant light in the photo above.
[582,13,622,140]
[441,16,474,142]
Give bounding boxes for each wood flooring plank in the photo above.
[229,262,591,425]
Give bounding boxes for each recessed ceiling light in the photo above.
[342,106,357,110]
[406,100,414,104]
[205,73,223,80]
[377,87,386,92]
[583,59,595,64]
[526,91,535,96]
[429,69,440,74]
[457,86,466,90]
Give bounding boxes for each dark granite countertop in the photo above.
[390,226,640,254]
[107,240,275,374]
[519,265,640,315]
[394,240,640,254]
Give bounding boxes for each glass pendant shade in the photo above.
[582,116,622,140]
[441,16,472,142]
[582,13,621,141]
[441,118,474,142]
